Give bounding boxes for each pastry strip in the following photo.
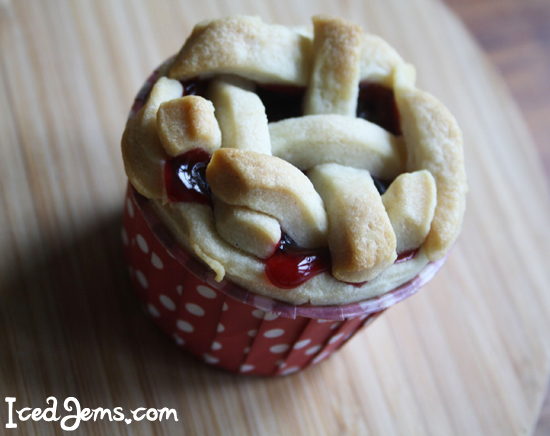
[157,95,221,156]
[308,163,397,282]
[304,15,362,116]
[359,34,405,85]
[382,171,437,253]
[207,76,272,155]
[213,198,281,259]
[121,77,183,198]
[269,114,404,178]
[206,148,328,248]
[169,16,312,85]
[395,66,467,260]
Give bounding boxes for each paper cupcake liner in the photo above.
[122,60,447,376]
[122,185,446,376]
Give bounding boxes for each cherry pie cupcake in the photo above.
[121,15,467,376]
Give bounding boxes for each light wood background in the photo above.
[1,0,550,435]
[443,2,550,433]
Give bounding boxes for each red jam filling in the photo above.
[182,78,210,97]
[255,84,306,122]
[395,249,419,264]
[357,82,402,136]
[265,234,331,289]
[372,176,393,195]
[164,149,212,204]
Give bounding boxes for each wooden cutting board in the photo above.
[1,0,550,434]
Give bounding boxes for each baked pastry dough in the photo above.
[157,96,221,157]
[122,77,183,198]
[206,148,328,248]
[207,76,272,154]
[122,15,467,304]
[213,198,281,259]
[308,163,397,282]
[394,65,467,260]
[269,114,404,178]
[382,171,437,254]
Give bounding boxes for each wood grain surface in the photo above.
[442,2,550,433]
[1,0,550,435]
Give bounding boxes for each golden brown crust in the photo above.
[304,15,362,116]
[382,171,437,253]
[121,77,183,198]
[157,95,221,157]
[269,114,405,178]
[395,67,467,260]
[168,16,313,85]
[359,34,405,84]
[207,76,271,154]
[206,148,328,248]
[308,164,397,282]
[213,198,281,259]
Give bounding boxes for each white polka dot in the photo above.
[186,303,205,316]
[240,364,254,372]
[264,312,279,321]
[243,347,250,354]
[222,302,228,311]
[264,329,284,338]
[173,334,185,345]
[151,253,163,269]
[177,320,194,333]
[127,198,134,218]
[317,319,329,323]
[305,345,322,355]
[248,329,257,337]
[293,339,311,350]
[203,354,219,364]
[211,341,222,350]
[147,304,160,318]
[270,344,289,354]
[276,360,286,368]
[160,295,176,311]
[329,333,344,344]
[330,322,342,330]
[252,309,265,319]
[176,285,183,296]
[312,351,330,364]
[196,285,217,299]
[136,234,148,253]
[281,366,300,375]
[217,323,225,333]
[136,270,148,288]
[121,228,129,246]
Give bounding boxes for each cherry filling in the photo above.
[164,149,212,204]
[178,79,402,135]
[395,249,419,264]
[372,176,393,195]
[182,78,211,97]
[265,234,331,289]
[255,84,306,122]
[357,82,402,136]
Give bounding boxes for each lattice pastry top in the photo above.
[121,15,467,305]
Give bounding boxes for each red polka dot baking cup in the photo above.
[121,60,447,376]
[122,184,446,376]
